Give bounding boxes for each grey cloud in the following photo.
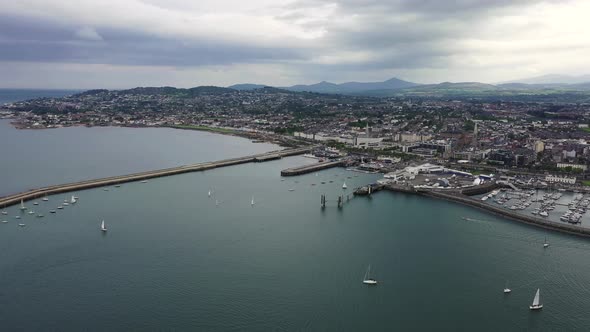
[0,15,306,66]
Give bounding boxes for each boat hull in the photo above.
[530,305,543,310]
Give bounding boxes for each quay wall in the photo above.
[384,185,590,238]
[281,160,345,176]
[0,147,310,208]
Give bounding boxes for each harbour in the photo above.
[1,156,589,331]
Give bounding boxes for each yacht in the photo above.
[1,220,8,223]
[362,265,377,285]
[539,211,548,217]
[18,223,26,227]
[63,202,70,206]
[42,196,49,202]
[503,281,511,294]
[70,195,77,204]
[101,220,107,232]
[33,202,39,206]
[57,206,64,210]
[529,289,543,310]
[28,210,35,215]
[49,210,56,214]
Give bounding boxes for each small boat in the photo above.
[15,216,21,219]
[504,281,511,294]
[540,211,548,217]
[33,202,39,206]
[342,182,348,189]
[208,189,211,197]
[28,210,35,215]
[288,188,295,192]
[64,199,68,203]
[42,195,49,201]
[529,288,543,310]
[1,220,7,223]
[63,202,69,206]
[18,223,26,227]
[103,188,109,191]
[362,265,377,285]
[57,206,64,210]
[321,181,326,184]
[141,180,148,183]
[251,196,255,206]
[311,183,316,186]
[1,211,7,215]
[37,214,44,218]
[70,195,77,204]
[101,220,107,232]
[115,185,121,188]
[543,237,549,248]
[49,210,56,214]
[20,199,27,211]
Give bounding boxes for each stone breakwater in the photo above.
[0,147,310,208]
[384,185,590,238]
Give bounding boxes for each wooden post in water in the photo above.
[321,194,326,208]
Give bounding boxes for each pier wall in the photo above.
[380,185,590,237]
[0,147,311,208]
[281,160,345,176]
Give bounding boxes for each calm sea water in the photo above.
[0,89,79,105]
[0,156,590,331]
[0,120,278,195]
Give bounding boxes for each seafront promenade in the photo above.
[0,147,311,208]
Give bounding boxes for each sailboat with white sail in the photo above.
[529,288,543,310]
[70,195,77,204]
[503,281,511,294]
[251,196,255,206]
[543,237,549,248]
[362,265,377,285]
[20,199,27,211]
[342,182,348,189]
[100,220,107,232]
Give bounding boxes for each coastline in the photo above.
[385,185,590,238]
[6,119,301,148]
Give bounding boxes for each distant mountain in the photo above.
[503,74,590,85]
[228,84,268,91]
[284,77,419,94]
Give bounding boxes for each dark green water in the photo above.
[1,156,590,331]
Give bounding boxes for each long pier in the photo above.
[382,184,590,238]
[0,147,311,208]
[281,159,345,176]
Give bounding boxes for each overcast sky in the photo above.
[1,0,589,89]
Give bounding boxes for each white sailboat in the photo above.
[251,196,255,206]
[503,281,511,294]
[42,196,49,202]
[70,195,77,204]
[20,199,27,210]
[362,265,378,285]
[1,210,7,215]
[529,288,543,310]
[100,220,107,232]
[208,189,212,197]
[342,182,348,189]
[543,237,549,248]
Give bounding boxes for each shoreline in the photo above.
[5,119,302,148]
[384,185,590,238]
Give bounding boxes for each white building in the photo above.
[556,163,587,171]
[544,175,576,184]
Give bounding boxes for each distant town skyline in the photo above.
[1,0,589,89]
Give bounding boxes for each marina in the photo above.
[0,156,587,330]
